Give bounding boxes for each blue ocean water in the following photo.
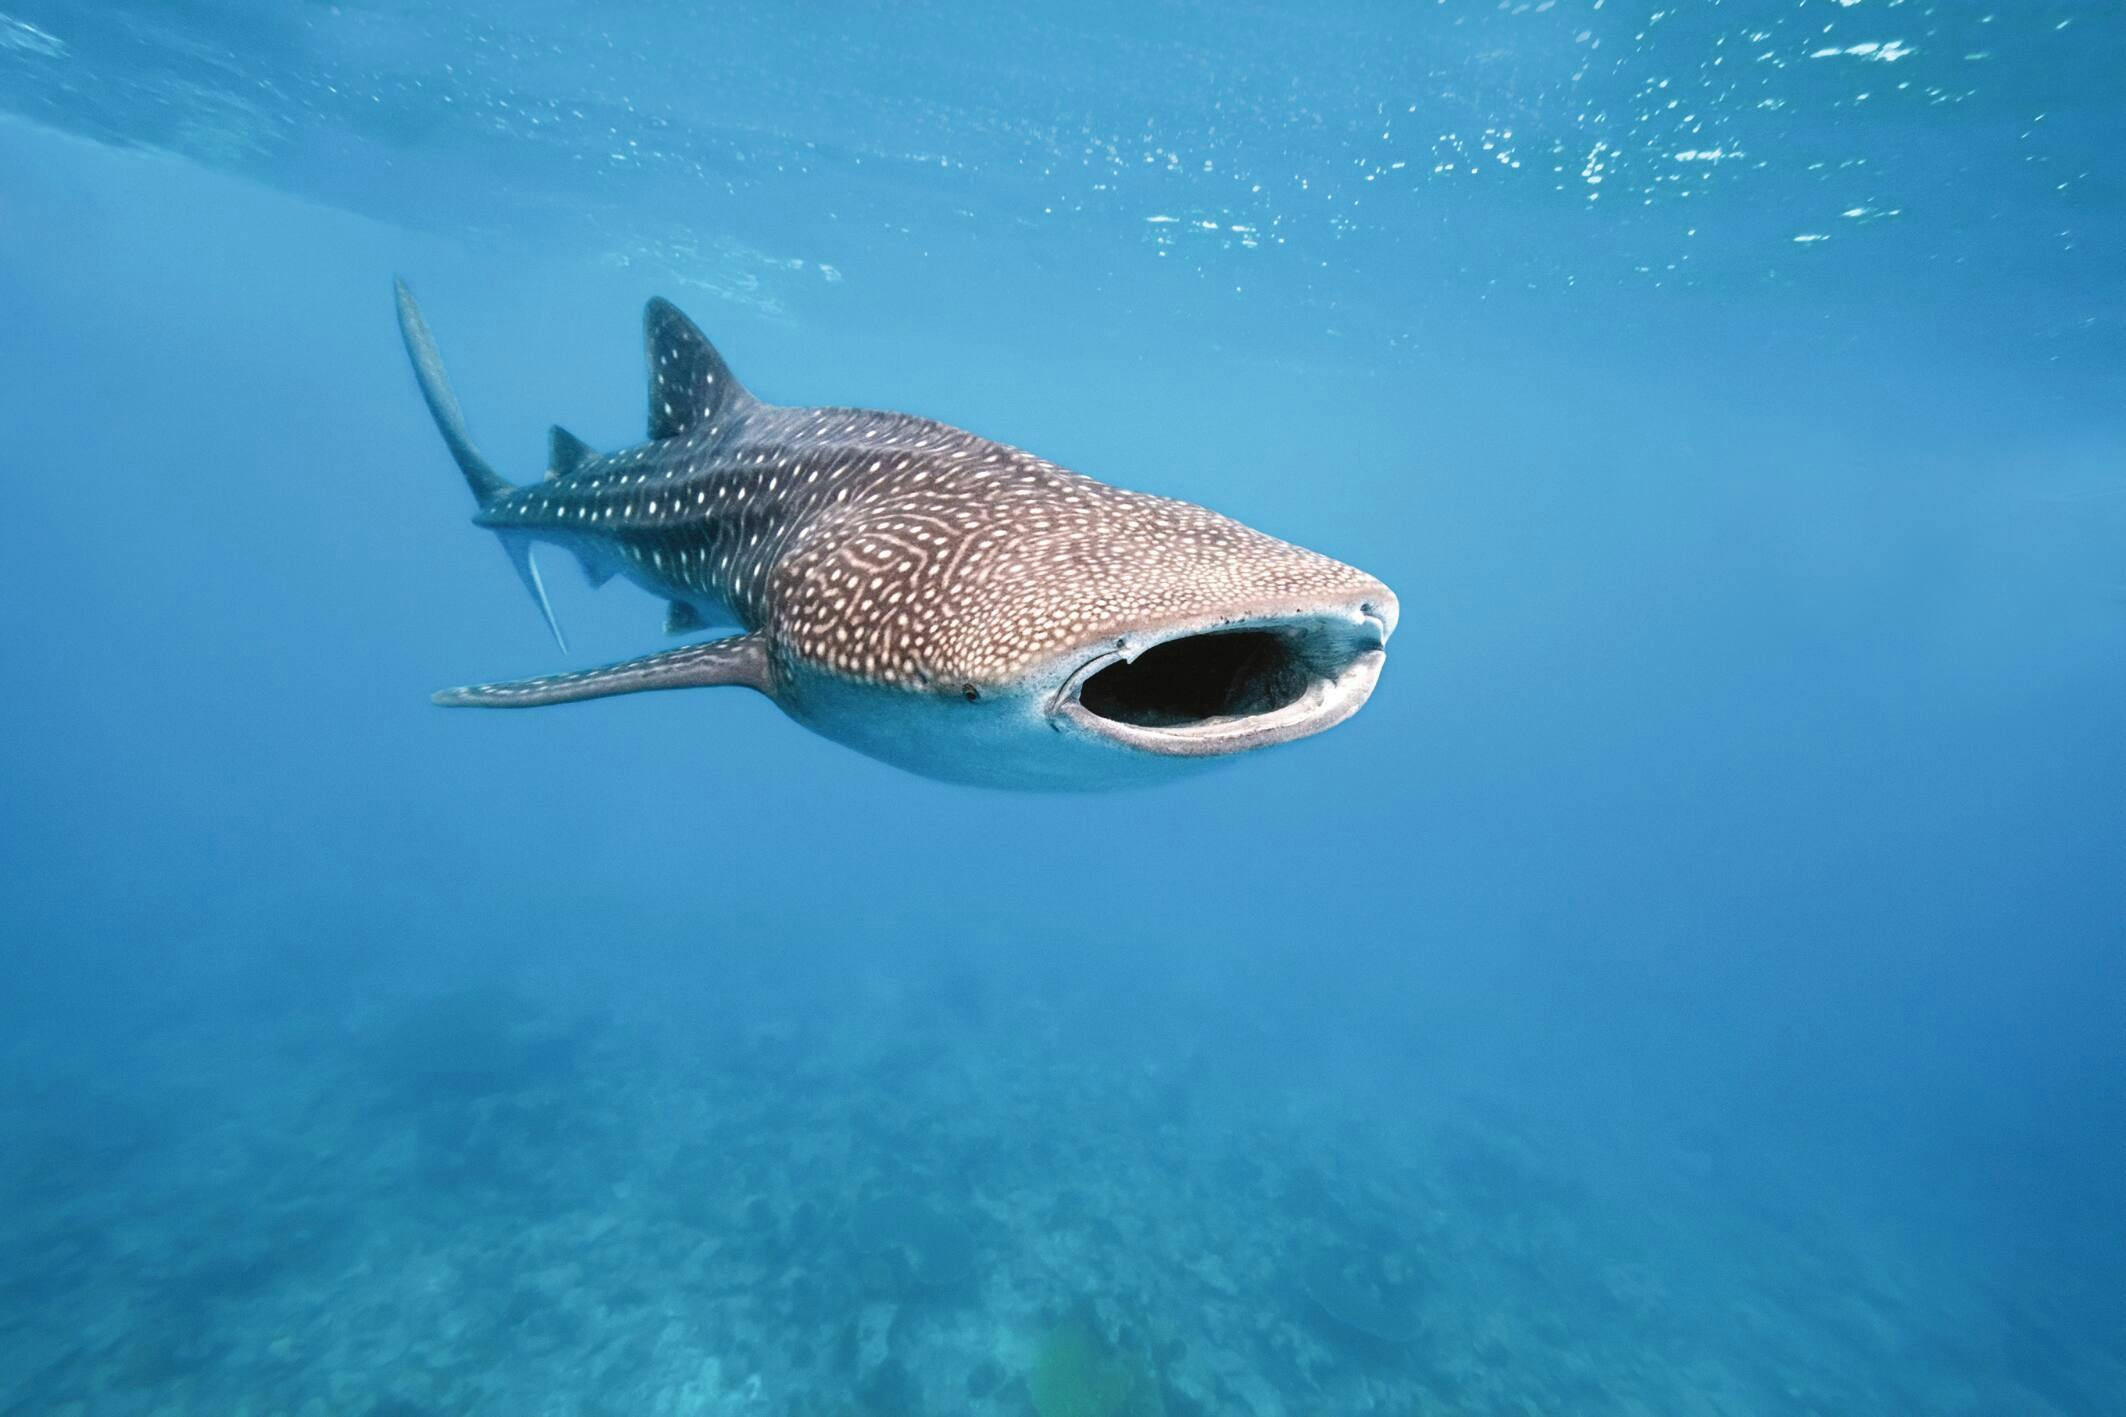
[2,0,2121,1411]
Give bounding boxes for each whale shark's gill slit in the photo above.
[1077,630,1319,729]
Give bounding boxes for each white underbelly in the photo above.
[774,659,1213,790]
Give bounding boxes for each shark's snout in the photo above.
[1051,590,1397,758]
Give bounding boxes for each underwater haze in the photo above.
[3,0,2123,1412]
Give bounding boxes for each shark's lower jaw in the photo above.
[1051,602,1394,758]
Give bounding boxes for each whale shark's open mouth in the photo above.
[1054,604,1392,757]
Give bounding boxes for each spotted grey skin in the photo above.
[398,280,1398,788]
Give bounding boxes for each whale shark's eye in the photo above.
[962,683,980,702]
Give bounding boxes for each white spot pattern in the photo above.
[476,310,1386,693]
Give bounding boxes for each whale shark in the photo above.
[397,281,1398,788]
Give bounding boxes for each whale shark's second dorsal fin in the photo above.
[645,297,756,441]
[548,425,595,480]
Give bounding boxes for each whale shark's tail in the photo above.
[394,278,567,652]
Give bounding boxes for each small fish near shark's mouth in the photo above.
[1051,599,1396,758]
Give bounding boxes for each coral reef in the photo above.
[0,973,2119,1415]
[1030,1316,1165,1417]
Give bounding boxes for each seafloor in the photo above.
[3,951,2119,1417]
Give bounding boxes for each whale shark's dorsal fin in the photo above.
[548,425,595,480]
[645,297,756,441]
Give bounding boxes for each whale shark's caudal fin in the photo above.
[502,540,566,653]
[394,278,567,652]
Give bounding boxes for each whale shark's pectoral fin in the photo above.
[432,632,769,708]
[664,600,707,635]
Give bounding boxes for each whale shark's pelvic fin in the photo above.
[432,632,770,708]
[575,551,614,589]
[395,277,568,652]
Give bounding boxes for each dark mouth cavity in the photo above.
[1076,629,1330,729]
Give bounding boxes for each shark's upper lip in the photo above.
[1050,595,1396,758]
